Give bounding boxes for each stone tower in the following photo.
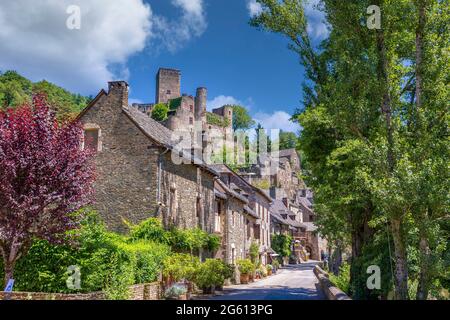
[156,68,181,104]
[195,87,207,122]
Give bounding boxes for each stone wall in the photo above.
[160,153,215,232]
[225,197,247,284]
[0,291,106,300]
[313,266,351,300]
[0,282,163,300]
[80,83,160,233]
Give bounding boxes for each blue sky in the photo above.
[0,0,327,132]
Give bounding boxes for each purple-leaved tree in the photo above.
[0,95,95,287]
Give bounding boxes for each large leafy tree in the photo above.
[232,105,255,131]
[0,95,95,286]
[252,0,449,300]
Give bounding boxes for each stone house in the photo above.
[77,81,218,235]
[212,164,273,266]
[212,177,259,284]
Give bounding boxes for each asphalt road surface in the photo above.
[207,261,326,300]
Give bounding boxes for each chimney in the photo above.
[195,87,207,121]
[108,81,129,107]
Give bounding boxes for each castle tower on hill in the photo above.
[133,68,234,144]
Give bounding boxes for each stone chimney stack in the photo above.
[108,81,129,107]
[195,87,207,121]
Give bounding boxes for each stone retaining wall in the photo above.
[313,265,352,300]
[0,282,163,300]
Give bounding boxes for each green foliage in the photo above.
[0,71,91,121]
[194,259,232,289]
[249,241,260,264]
[162,253,200,283]
[329,263,351,295]
[251,179,271,190]
[0,212,170,299]
[129,217,170,244]
[231,105,255,131]
[206,112,230,127]
[129,218,219,254]
[237,259,255,275]
[151,103,169,121]
[271,234,292,258]
[276,131,299,150]
[251,0,449,300]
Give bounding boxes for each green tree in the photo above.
[151,103,169,121]
[277,130,298,150]
[252,0,449,300]
[232,105,255,131]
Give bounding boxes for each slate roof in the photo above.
[123,105,173,147]
[122,105,219,177]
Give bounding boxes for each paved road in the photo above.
[207,261,326,300]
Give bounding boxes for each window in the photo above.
[166,89,171,95]
[84,129,100,152]
[231,247,236,265]
[189,117,193,125]
[190,105,194,112]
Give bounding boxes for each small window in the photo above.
[166,89,171,95]
[228,111,231,116]
[190,105,194,112]
[189,117,193,125]
[84,129,99,152]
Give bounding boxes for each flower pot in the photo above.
[240,274,249,284]
[267,270,272,276]
[179,294,188,300]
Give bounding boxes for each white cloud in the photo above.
[153,0,207,53]
[304,0,329,40]
[207,95,243,111]
[253,111,300,133]
[247,0,263,17]
[0,0,152,95]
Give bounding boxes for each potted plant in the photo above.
[165,284,188,300]
[266,264,273,276]
[237,259,254,284]
[259,265,268,278]
[194,259,229,294]
[272,260,280,273]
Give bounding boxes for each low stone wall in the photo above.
[129,282,163,300]
[0,282,163,300]
[0,291,106,300]
[313,265,351,301]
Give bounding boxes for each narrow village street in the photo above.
[206,262,325,300]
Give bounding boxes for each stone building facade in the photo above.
[77,81,217,234]
[212,165,273,266]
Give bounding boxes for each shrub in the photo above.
[165,283,188,299]
[237,259,255,275]
[206,234,221,252]
[162,253,200,283]
[1,212,171,299]
[329,263,351,295]
[129,218,170,244]
[271,234,292,258]
[249,241,259,264]
[272,260,280,269]
[194,259,229,290]
[151,103,169,121]
[266,264,273,272]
